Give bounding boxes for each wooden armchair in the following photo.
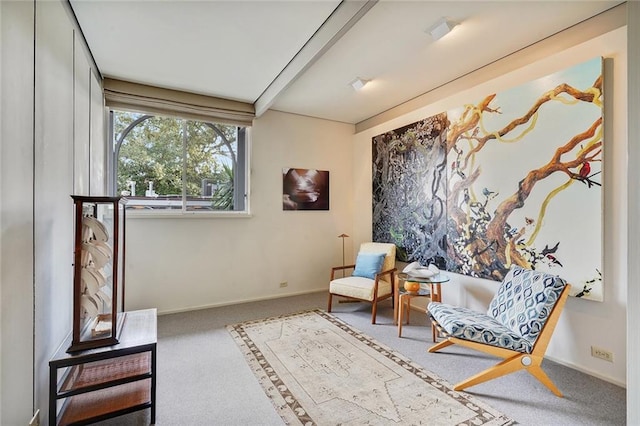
[427,265,570,396]
[327,242,396,324]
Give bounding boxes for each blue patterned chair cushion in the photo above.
[428,265,567,354]
[487,265,567,346]
[428,302,534,353]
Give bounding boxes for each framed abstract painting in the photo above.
[283,168,330,211]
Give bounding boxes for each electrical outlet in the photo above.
[29,409,40,426]
[591,346,614,362]
[279,281,288,288]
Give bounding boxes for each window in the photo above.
[109,110,249,213]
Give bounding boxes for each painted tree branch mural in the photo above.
[448,79,603,279]
[373,57,603,301]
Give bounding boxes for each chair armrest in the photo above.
[330,264,356,280]
[374,268,397,288]
[371,268,397,298]
[376,268,397,280]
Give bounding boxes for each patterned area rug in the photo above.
[227,310,515,425]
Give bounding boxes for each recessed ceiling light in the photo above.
[427,17,458,41]
[349,77,370,91]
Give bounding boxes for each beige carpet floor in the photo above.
[228,309,514,425]
[93,291,626,425]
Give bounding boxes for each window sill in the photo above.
[125,210,252,219]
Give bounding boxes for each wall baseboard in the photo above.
[544,354,626,388]
[156,288,327,316]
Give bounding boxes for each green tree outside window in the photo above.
[113,111,240,211]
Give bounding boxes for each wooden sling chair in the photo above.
[427,265,571,397]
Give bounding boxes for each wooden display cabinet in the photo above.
[69,196,126,353]
[49,309,157,425]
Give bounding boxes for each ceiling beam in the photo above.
[253,0,377,117]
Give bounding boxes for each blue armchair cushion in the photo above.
[428,302,534,353]
[352,252,386,279]
[487,265,567,346]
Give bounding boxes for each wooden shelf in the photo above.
[58,380,151,426]
[59,352,151,395]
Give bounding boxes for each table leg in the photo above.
[49,365,58,426]
[432,283,442,302]
[429,283,441,342]
[151,346,157,424]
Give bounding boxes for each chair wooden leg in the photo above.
[453,354,526,392]
[399,296,404,321]
[371,300,378,324]
[393,289,399,325]
[428,338,455,353]
[528,364,563,397]
[327,293,333,312]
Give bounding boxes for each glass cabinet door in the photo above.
[68,196,126,353]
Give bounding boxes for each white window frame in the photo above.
[108,109,251,218]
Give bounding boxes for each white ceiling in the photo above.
[70,0,622,125]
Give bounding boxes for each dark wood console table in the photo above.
[49,309,157,425]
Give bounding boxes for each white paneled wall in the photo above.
[1,2,35,424]
[73,33,92,196]
[626,3,639,424]
[34,2,76,420]
[1,1,104,423]
[90,71,107,195]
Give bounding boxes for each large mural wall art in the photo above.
[373,57,603,301]
[373,114,450,268]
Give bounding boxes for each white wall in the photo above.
[0,1,104,423]
[1,2,35,423]
[74,33,92,196]
[33,2,77,421]
[124,110,354,313]
[90,73,107,195]
[626,3,639,423]
[352,27,627,386]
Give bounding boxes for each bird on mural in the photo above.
[541,242,560,256]
[577,271,602,297]
[575,285,592,298]
[546,253,563,267]
[577,161,602,188]
[482,187,497,199]
[579,161,591,179]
